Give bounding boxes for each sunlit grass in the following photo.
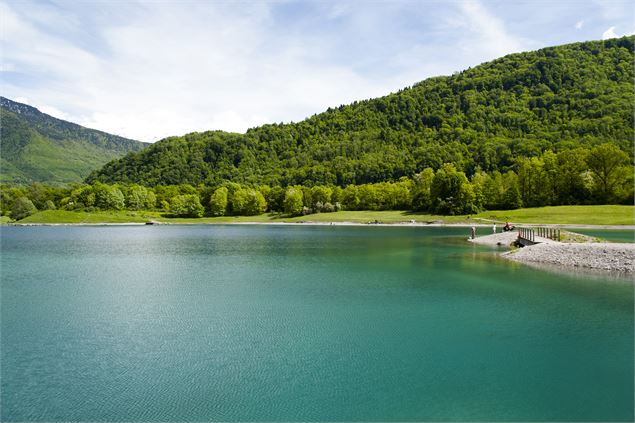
[475,205,634,225]
[15,205,635,226]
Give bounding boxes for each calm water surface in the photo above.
[571,228,634,243]
[1,225,633,421]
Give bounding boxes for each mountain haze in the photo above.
[0,97,148,185]
[87,36,632,187]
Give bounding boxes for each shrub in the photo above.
[11,197,37,220]
[169,194,204,218]
[283,187,304,216]
[209,187,228,216]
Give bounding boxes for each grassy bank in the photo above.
[475,205,634,225]
[8,205,634,226]
[14,209,469,225]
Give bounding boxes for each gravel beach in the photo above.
[505,242,635,274]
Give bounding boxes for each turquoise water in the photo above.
[570,228,634,243]
[1,225,633,421]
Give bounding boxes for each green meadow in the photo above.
[12,205,634,226]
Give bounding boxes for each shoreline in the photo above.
[470,231,634,275]
[504,242,635,275]
[6,220,635,230]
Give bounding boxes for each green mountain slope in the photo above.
[89,37,634,187]
[0,97,148,185]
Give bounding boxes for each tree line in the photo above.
[2,143,631,221]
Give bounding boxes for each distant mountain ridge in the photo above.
[0,97,148,185]
[89,37,634,188]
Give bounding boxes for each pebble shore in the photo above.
[506,242,635,274]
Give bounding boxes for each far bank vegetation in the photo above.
[1,143,632,221]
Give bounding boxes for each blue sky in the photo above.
[1,0,633,142]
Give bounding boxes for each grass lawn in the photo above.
[474,205,634,225]
[17,209,469,225]
[18,210,156,224]
[13,205,635,226]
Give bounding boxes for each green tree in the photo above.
[209,187,228,216]
[311,186,332,208]
[516,156,551,207]
[357,184,379,210]
[229,188,248,215]
[239,189,267,215]
[69,185,95,209]
[555,148,590,204]
[170,194,204,217]
[267,186,286,212]
[125,185,152,210]
[341,185,360,210]
[457,182,479,214]
[11,197,37,220]
[431,164,469,214]
[283,187,304,216]
[500,171,522,209]
[586,143,630,203]
[93,183,125,210]
[392,178,413,210]
[411,168,434,211]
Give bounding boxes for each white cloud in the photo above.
[2,2,409,141]
[602,26,618,39]
[9,0,618,143]
[575,20,584,29]
[456,0,528,59]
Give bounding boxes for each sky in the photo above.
[1,0,633,142]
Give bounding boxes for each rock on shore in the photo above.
[506,242,635,274]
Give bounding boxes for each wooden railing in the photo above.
[536,227,561,241]
[518,226,561,244]
[518,227,535,243]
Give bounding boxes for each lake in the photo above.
[1,225,633,421]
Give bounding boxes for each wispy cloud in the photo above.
[602,26,618,39]
[575,20,584,29]
[601,25,634,39]
[458,0,524,58]
[1,0,633,142]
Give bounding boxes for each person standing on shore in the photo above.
[493,224,497,233]
[471,226,476,239]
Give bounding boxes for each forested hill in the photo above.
[89,37,634,187]
[0,97,148,185]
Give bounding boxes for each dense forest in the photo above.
[89,37,634,189]
[0,97,147,185]
[3,142,632,221]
